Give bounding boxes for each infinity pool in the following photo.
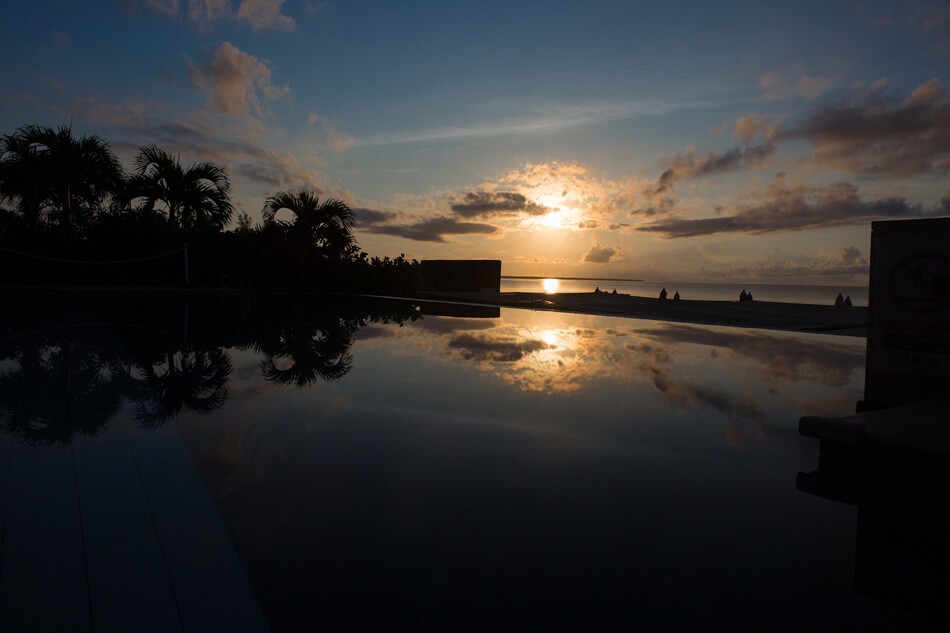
[0,294,943,631]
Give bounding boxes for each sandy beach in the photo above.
[416,290,869,337]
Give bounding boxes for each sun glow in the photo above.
[542,278,560,294]
[537,208,575,230]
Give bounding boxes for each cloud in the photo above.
[356,101,688,147]
[38,31,71,58]
[145,0,180,16]
[640,143,775,212]
[352,207,398,226]
[307,113,355,151]
[187,0,232,24]
[923,7,950,29]
[841,245,862,265]
[583,244,620,264]
[450,192,549,219]
[237,0,295,31]
[235,151,322,189]
[775,78,950,177]
[637,179,929,238]
[363,216,498,243]
[650,143,775,193]
[758,70,834,101]
[703,248,870,281]
[188,42,288,119]
[145,0,294,30]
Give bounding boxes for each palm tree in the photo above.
[129,145,233,230]
[0,124,122,232]
[262,191,356,257]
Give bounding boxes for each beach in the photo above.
[415,290,869,336]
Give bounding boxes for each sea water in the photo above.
[501,277,869,306]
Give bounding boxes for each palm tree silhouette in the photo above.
[128,145,233,230]
[262,191,356,258]
[0,124,122,232]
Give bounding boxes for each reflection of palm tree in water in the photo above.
[131,347,233,428]
[0,328,233,444]
[0,298,415,445]
[258,322,354,386]
[0,331,126,446]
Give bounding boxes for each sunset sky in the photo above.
[1,0,949,284]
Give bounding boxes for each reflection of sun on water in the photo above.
[542,278,560,294]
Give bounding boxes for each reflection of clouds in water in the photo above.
[635,324,864,391]
[355,314,863,435]
[631,341,766,422]
[412,317,498,335]
[445,325,633,394]
[447,333,550,362]
[351,325,398,341]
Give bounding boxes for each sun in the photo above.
[542,278,559,294]
[536,208,579,230]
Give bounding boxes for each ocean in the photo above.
[501,277,869,307]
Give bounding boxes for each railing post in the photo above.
[184,243,190,286]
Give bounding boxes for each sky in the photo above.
[1,0,949,285]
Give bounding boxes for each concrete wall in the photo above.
[418,260,501,292]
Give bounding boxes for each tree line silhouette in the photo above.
[0,124,421,292]
[0,294,420,446]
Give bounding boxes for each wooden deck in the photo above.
[0,415,269,632]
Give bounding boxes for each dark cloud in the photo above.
[582,245,620,263]
[841,246,862,265]
[363,216,498,243]
[775,78,950,177]
[447,333,549,363]
[449,191,548,219]
[645,143,776,199]
[352,207,397,226]
[637,181,929,238]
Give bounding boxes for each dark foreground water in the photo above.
[0,294,946,632]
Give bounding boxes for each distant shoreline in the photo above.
[502,275,644,282]
[414,290,869,337]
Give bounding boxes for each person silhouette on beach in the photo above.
[659,287,668,300]
[739,289,747,302]
[835,292,844,307]
[595,286,600,293]
[843,295,852,307]
[612,288,617,295]
[673,291,680,301]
